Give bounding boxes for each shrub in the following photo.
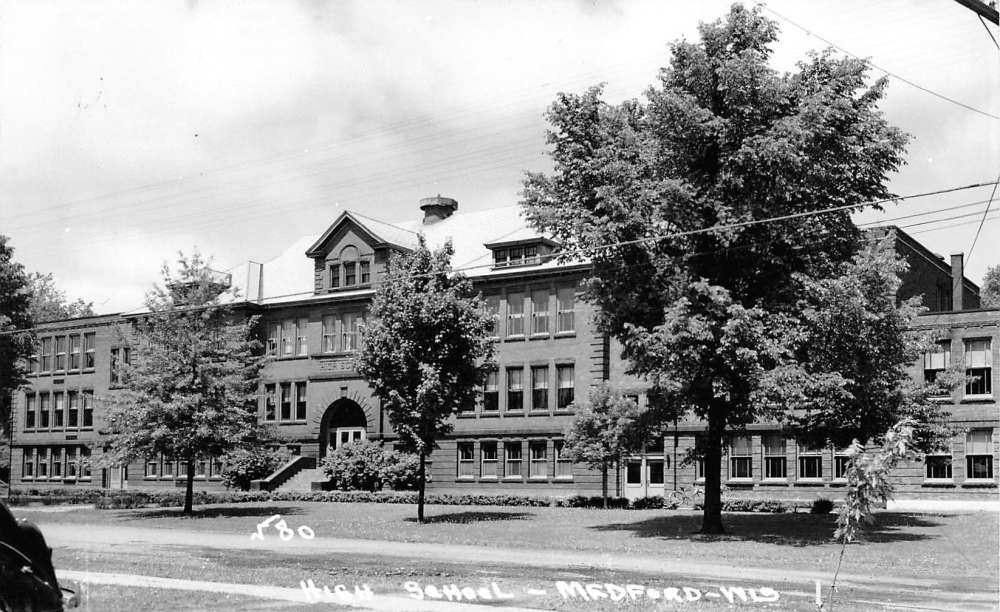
[382,452,421,491]
[321,440,393,491]
[221,447,290,491]
[631,496,665,510]
[811,497,835,514]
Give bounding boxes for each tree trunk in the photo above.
[417,450,426,523]
[700,406,725,534]
[601,460,608,509]
[183,457,195,516]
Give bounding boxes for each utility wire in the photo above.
[979,14,1000,49]
[2,181,995,338]
[755,2,1000,121]
[967,172,1000,261]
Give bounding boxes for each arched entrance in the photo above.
[319,398,368,457]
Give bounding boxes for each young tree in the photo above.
[562,385,642,508]
[102,252,262,514]
[982,264,1000,308]
[521,5,908,533]
[26,272,95,323]
[356,236,495,522]
[0,236,33,482]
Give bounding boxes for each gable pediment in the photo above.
[305,211,416,260]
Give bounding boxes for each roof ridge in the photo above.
[348,209,419,235]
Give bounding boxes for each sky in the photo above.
[0,0,997,315]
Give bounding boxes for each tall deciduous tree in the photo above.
[982,264,1000,308]
[356,236,495,522]
[26,272,95,323]
[0,236,33,481]
[562,385,643,508]
[521,5,908,533]
[102,252,262,514]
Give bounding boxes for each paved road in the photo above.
[38,522,999,611]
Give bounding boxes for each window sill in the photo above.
[553,476,574,481]
[528,410,551,417]
[553,409,573,415]
[921,480,956,487]
[503,335,526,343]
[478,476,498,482]
[502,476,524,481]
[553,331,576,339]
[504,411,525,416]
[960,396,995,404]
[726,479,754,487]
[269,355,311,361]
[760,479,789,486]
[479,412,500,418]
[794,479,826,486]
[456,476,475,481]
[528,476,548,481]
[961,480,997,488]
[529,334,551,341]
[456,412,477,419]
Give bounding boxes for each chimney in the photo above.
[951,253,964,312]
[419,195,458,225]
[246,261,263,303]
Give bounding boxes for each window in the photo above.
[964,338,993,396]
[505,442,522,478]
[556,288,575,333]
[296,318,308,356]
[25,394,35,429]
[82,391,93,427]
[281,320,294,357]
[163,458,174,478]
[798,443,823,479]
[329,264,340,289]
[359,261,371,285]
[763,434,786,479]
[37,448,48,477]
[267,323,280,356]
[529,441,548,479]
[531,290,549,335]
[524,245,538,265]
[41,337,52,372]
[343,261,357,287]
[53,392,64,428]
[506,293,524,336]
[626,460,642,485]
[83,333,95,368]
[110,347,131,385]
[28,342,39,374]
[39,393,50,428]
[280,383,292,420]
[212,457,224,477]
[923,341,951,386]
[834,449,850,480]
[69,335,81,370]
[80,447,91,478]
[696,458,705,481]
[457,443,475,479]
[196,459,207,478]
[730,435,752,479]
[145,458,159,478]
[556,365,574,409]
[493,245,542,268]
[506,367,523,411]
[52,448,62,477]
[485,296,501,337]
[22,448,34,478]
[341,313,359,352]
[295,382,307,421]
[966,429,994,480]
[531,366,548,411]
[322,315,336,353]
[649,459,665,485]
[483,370,498,412]
[493,249,508,268]
[554,440,573,478]
[481,442,498,478]
[925,453,953,480]
[66,448,77,478]
[54,336,66,371]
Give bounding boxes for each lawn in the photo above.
[15,501,998,584]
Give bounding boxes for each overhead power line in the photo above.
[1,180,995,338]
[755,2,1000,121]
[967,172,1000,261]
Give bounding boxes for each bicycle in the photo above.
[665,484,705,509]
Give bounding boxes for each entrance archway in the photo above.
[319,399,368,457]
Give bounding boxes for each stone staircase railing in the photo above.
[250,455,316,492]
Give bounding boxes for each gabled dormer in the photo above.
[485,237,560,269]
[305,211,416,295]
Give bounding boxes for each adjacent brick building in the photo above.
[9,197,998,503]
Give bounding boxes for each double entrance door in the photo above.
[327,426,365,454]
[623,455,666,500]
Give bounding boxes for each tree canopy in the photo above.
[521,5,914,533]
[0,235,33,480]
[26,272,95,323]
[101,252,262,514]
[982,264,1000,308]
[356,236,495,521]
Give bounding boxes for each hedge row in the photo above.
[9,487,815,513]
